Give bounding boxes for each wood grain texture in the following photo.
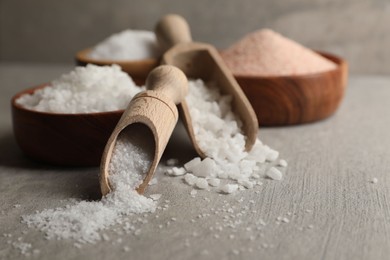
[99,65,188,195]
[156,14,258,156]
[11,84,122,166]
[235,52,348,126]
[75,48,159,85]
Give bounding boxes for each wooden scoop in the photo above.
[155,14,258,158]
[99,65,188,196]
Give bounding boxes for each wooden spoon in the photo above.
[99,65,188,196]
[155,14,258,158]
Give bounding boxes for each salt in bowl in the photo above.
[11,84,124,166]
[76,48,159,85]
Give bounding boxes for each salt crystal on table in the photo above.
[278,159,288,167]
[208,178,220,187]
[166,167,186,176]
[192,158,218,178]
[148,178,158,185]
[221,184,239,194]
[195,178,209,189]
[149,194,162,201]
[184,174,198,186]
[266,167,283,181]
[371,178,378,184]
[184,157,202,172]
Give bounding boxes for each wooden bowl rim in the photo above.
[75,47,159,66]
[232,51,347,80]
[11,83,125,117]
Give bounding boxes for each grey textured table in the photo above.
[1,63,390,260]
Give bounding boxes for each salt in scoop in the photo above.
[155,14,258,158]
[100,65,188,195]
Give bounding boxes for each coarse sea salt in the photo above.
[16,64,143,114]
[22,127,157,245]
[266,167,283,181]
[89,30,161,61]
[166,79,286,193]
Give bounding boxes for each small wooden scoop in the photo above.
[99,65,188,196]
[155,14,258,158]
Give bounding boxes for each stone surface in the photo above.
[1,63,390,259]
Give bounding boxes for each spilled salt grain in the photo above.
[184,174,198,186]
[148,178,158,186]
[221,184,239,194]
[22,127,156,244]
[184,157,202,172]
[195,178,209,190]
[16,64,143,114]
[89,30,161,61]
[150,194,162,201]
[208,178,220,187]
[278,159,288,167]
[221,29,336,76]
[266,167,283,181]
[166,167,186,176]
[371,177,378,184]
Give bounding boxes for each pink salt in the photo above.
[221,29,336,77]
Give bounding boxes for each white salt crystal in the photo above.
[190,190,198,197]
[371,178,378,184]
[278,159,288,167]
[89,30,161,61]
[238,179,254,189]
[192,158,218,177]
[149,194,162,201]
[265,148,279,162]
[282,217,290,223]
[221,184,239,194]
[184,174,198,186]
[184,157,202,172]
[195,178,209,190]
[266,167,283,181]
[16,64,143,114]
[167,167,186,176]
[208,178,220,187]
[217,172,228,179]
[148,178,158,186]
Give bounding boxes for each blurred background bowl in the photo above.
[11,84,124,166]
[233,51,348,126]
[75,48,159,85]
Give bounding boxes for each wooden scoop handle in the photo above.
[146,65,188,104]
[155,14,192,51]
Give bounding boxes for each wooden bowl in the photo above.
[11,84,124,166]
[75,48,159,85]
[233,52,348,126]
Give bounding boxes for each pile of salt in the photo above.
[89,30,161,61]
[221,29,336,76]
[166,79,287,194]
[16,64,143,114]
